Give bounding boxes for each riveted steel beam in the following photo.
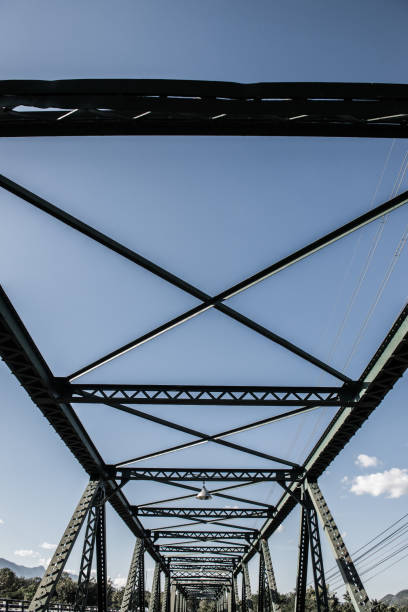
[1,80,408,138]
[154,531,257,541]
[136,507,271,519]
[160,546,246,555]
[115,468,300,481]
[64,383,354,406]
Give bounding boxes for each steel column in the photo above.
[294,499,309,612]
[260,540,280,612]
[306,480,372,610]
[28,480,100,612]
[96,499,108,612]
[304,491,328,612]
[233,576,239,612]
[257,550,267,612]
[75,487,105,612]
[163,574,170,612]
[170,586,177,612]
[242,565,252,612]
[149,563,161,612]
[120,538,145,612]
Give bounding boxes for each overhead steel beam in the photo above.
[136,508,271,519]
[1,80,408,138]
[64,382,354,406]
[0,286,169,574]
[235,302,408,572]
[160,546,246,555]
[169,558,237,565]
[154,531,257,541]
[114,468,300,481]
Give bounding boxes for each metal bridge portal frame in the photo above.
[0,80,408,612]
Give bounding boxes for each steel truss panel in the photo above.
[237,303,408,570]
[1,80,408,138]
[65,383,352,406]
[0,287,169,574]
[115,468,300,481]
[136,507,271,518]
[154,531,256,541]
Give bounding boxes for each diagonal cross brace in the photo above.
[6,173,406,384]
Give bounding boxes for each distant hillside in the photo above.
[0,558,77,581]
[381,590,408,608]
[0,558,45,579]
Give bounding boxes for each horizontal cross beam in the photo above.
[169,558,237,565]
[135,507,272,518]
[172,571,231,578]
[63,382,357,406]
[153,531,257,541]
[1,80,408,138]
[114,468,300,481]
[160,546,246,554]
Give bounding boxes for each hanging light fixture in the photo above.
[196,481,212,500]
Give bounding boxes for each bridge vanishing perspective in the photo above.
[1,80,408,612]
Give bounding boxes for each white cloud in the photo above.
[14,550,36,558]
[277,525,284,533]
[40,542,57,550]
[38,557,51,568]
[350,468,408,499]
[113,575,127,588]
[0,518,4,525]
[355,454,379,468]
[341,476,349,484]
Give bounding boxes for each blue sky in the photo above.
[0,0,408,601]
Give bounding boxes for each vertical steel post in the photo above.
[96,498,107,612]
[304,491,328,612]
[149,563,161,612]
[257,549,265,612]
[75,487,105,612]
[170,586,177,612]
[242,564,252,612]
[163,574,170,612]
[28,480,101,612]
[260,539,280,612]
[120,538,145,612]
[306,480,372,611]
[233,575,239,612]
[294,498,309,612]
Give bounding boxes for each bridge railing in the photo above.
[0,600,119,612]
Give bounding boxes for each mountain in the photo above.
[0,558,78,581]
[381,590,408,607]
[0,558,45,579]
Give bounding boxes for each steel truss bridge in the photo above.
[0,80,407,612]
